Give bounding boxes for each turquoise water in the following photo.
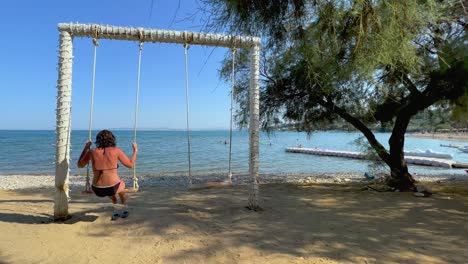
[0,130,467,177]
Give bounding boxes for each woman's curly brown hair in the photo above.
[95,130,116,148]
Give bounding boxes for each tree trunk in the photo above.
[320,100,391,163]
[387,115,416,191]
[388,167,416,191]
[321,99,417,191]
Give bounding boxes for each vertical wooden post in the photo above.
[248,44,261,210]
[54,30,73,220]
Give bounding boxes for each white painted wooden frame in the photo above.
[54,23,261,219]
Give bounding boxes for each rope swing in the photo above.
[130,34,144,192]
[54,23,263,218]
[183,42,193,187]
[83,28,99,194]
[184,41,237,190]
[121,32,144,193]
[228,47,237,183]
[82,26,141,194]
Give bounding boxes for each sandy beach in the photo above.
[408,132,468,142]
[1,175,468,264]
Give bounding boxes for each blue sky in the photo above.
[0,0,236,130]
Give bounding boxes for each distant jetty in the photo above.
[285,147,468,169]
[440,143,467,149]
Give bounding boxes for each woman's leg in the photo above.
[109,195,117,204]
[116,180,127,205]
[118,192,127,205]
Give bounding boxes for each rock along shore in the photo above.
[0,172,466,190]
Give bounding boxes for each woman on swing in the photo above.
[77,130,138,208]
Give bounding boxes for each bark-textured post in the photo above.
[54,30,73,220]
[248,44,261,210]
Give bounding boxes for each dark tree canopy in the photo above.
[205,0,468,190]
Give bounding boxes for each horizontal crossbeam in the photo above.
[58,23,260,49]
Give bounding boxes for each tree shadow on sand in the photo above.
[77,183,468,263]
[0,189,102,224]
[2,183,468,263]
[0,211,99,224]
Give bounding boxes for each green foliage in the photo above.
[450,93,468,127]
[208,0,467,132]
[205,0,467,188]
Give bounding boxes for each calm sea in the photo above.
[0,130,467,177]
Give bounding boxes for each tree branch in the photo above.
[400,73,422,96]
[318,98,391,164]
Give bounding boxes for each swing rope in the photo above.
[184,43,192,187]
[132,38,143,190]
[183,41,237,187]
[84,31,99,193]
[84,27,142,193]
[228,47,236,182]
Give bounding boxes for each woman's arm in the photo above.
[118,143,138,168]
[77,141,92,168]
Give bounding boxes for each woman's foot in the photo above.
[121,211,129,218]
[111,213,120,221]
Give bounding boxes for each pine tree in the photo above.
[206,0,468,190]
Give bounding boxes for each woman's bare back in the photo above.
[91,147,135,186]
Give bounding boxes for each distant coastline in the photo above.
[408,132,468,142]
[0,128,232,131]
[1,129,468,143]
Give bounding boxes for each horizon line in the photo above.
[0,128,242,131]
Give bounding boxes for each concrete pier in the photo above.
[285,147,468,169]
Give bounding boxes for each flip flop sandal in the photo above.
[121,211,129,218]
[111,213,120,221]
